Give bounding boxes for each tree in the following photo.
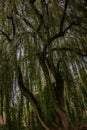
[0,0,87,130]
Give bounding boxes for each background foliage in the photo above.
[0,0,87,130]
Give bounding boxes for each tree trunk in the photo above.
[44,56,69,130]
[17,65,56,130]
[17,52,69,130]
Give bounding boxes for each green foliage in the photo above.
[0,0,87,130]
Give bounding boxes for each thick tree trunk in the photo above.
[44,56,69,130]
[55,71,64,108]
[17,54,69,130]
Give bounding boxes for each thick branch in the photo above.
[45,57,64,107]
[43,18,87,56]
[17,65,54,130]
[48,22,78,44]
[43,22,77,55]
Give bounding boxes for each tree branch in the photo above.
[28,0,44,31]
[51,47,87,57]
[7,15,16,36]
[0,15,16,42]
[43,22,78,56]
[23,18,35,30]
[48,22,78,44]
[60,0,69,32]
[22,17,46,43]
[0,30,12,42]
[17,65,54,130]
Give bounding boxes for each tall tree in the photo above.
[0,0,87,130]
